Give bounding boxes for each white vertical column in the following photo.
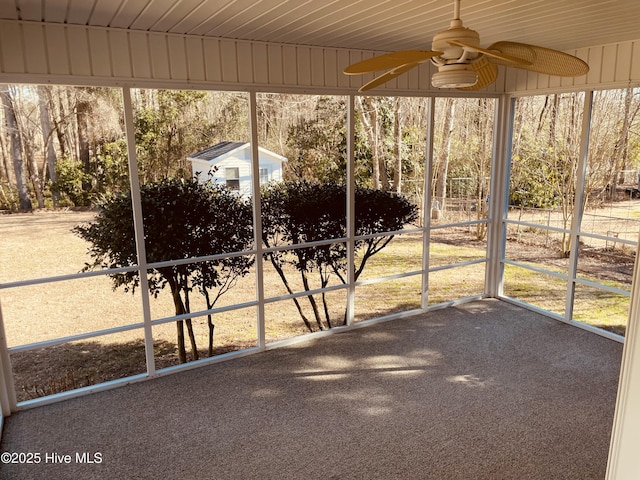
[122,87,155,377]
[0,304,17,415]
[485,95,513,298]
[421,97,435,310]
[607,231,640,479]
[248,91,266,348]
[565,91,593,321]
[346,94,356,326]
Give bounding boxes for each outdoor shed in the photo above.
[188,141,287,196]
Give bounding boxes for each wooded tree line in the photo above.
[510,88,640,254]
[1,84,639,222]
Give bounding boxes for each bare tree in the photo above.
[434,97,455,211]
[393,98,403,194]
[0,85,31,211]
[38,85,59,206]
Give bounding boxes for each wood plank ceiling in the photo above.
[1,0,639,54]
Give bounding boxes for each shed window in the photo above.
[259,168,269,185]
[225,167,240,190]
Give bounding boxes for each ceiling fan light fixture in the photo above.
[431,64,477,88]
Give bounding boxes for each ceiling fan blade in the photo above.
[344,50,441,75]
[489,41,589,76]
[448,40,531,66]
[457,57,498,91]
[358,62,420,92]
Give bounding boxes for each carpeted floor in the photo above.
[0,299,623,479]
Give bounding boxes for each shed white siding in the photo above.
[190,144,285,197]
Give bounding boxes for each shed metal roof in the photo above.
[189,142,247,162]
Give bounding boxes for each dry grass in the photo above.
[0,208,633,401]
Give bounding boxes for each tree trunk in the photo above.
[182,282,199,361]
[38,86,59,206]
[76,96,92,193]
[358,97,381,189]
[53,87,68,157]
[393,99,402,194]
[266,252,315,332]
[300,269,324,331]
[434,98,455,212]
[176,320,187,364]
[0,85,32,211]
[610,87,636,200]
[208,318,215,357]
[185,319,199,361]
[167,278,188,363]
[0,114,13,184]
[25,139,45,209]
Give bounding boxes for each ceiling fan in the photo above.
[343,0,589,91]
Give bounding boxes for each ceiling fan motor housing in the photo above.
[431,21,481,62]
[431,20,480,88]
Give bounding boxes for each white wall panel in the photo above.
[2,20,637,96]
[219,39,238,83]
[148,35,171,80]
[45,25,70,76]
[0,23,25,74]
[575,47,590,89]
[168,36,188,81]
[252,43,269,84]
[129,31,152,79]
[336,50,351,89]
[67,27,92,76]
[311,47,324,87]
[296,46,311,86]
[282,45,297,85]
[615,42,633,82]
[236,42,253,84]
[22,23,47,74]
[406,63,419,90]
[526,69,538,91]
[539,74,551,90]
[267,44,283,85]
[601,45,618,84]
[110,30,132,78]
[630,42,640,81]
[185,37,205,82]
[203,38,222,82]
[587,47,603,85]
[323,49,338,87]
[418,63,434,92]
[88,28,111,77]
[503,67,517,93]
[548,72,562,90]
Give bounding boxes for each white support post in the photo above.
[346,94,356,326]
[249,91,266,348]
[485,95,513,298]
[607,229,640,479]
[0,303,17,415]
[421,97,436,310]
[122,87,156,377]
[565,91,593,321]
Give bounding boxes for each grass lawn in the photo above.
[0,210,631,401]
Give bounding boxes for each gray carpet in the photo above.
[0,299,623,479]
